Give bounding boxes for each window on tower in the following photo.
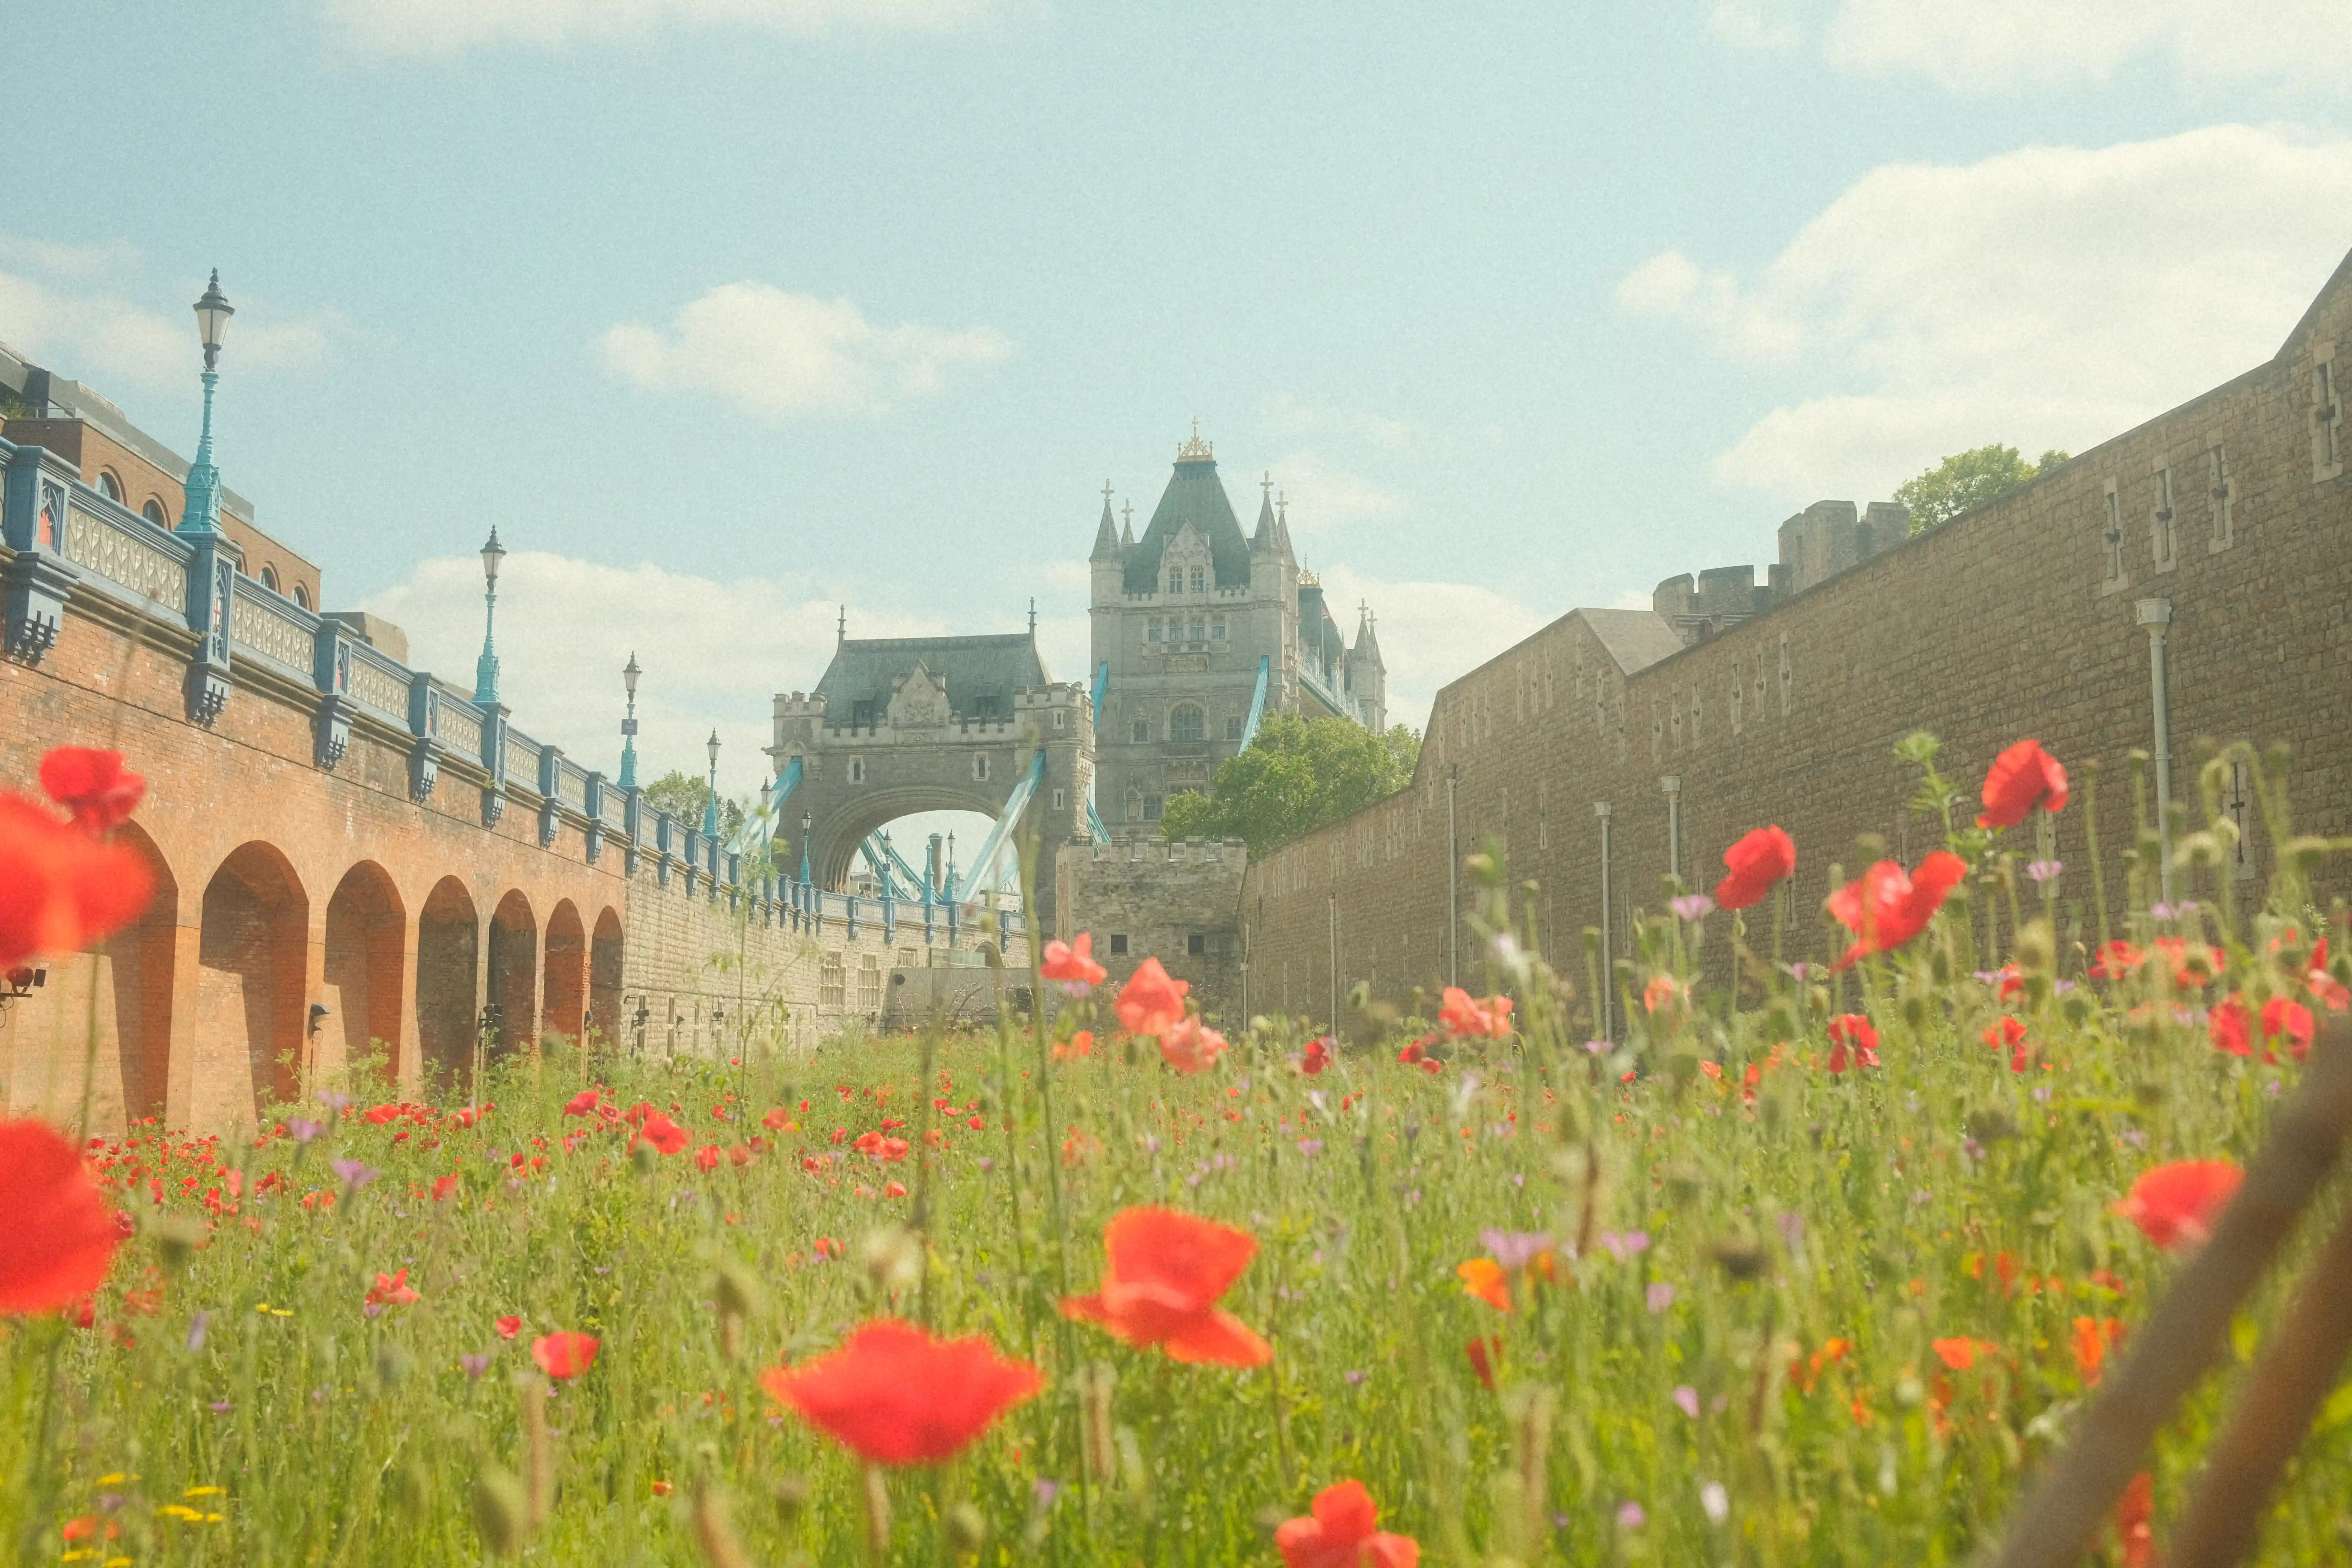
[1225,715,1244,741]
[1167,572,1181,595]
[1189,567,1205,593]
[1170,704,1205,743]
[1212,615,1227,640]
[1147,619,1161,643]
[1188,616,1205,643]
[1132,717,1152,744]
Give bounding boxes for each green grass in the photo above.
[9,833,2352,1565]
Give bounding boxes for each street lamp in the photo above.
[703,729,722,838]
[619,652,642,789]
[801,808,814,886]
[178,270,234,538]
[474,527,505,706]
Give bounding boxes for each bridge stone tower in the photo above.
[1090,428,1386,828]
[769,627,1089,933]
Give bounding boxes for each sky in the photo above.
[7,0,2351,836]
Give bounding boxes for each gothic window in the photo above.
[1147,619,1161,644]
[1730,679,1743,736]
[2209,443,2234,550]
[1189,616,1205,643]
[1225,715,1244,741]
[1170,704,1205,743]
[858,954,882,1012]
[1778,633,1792,715]
[848,756,865,784]
[820,955,845,1009]
[1132,716,1152,744]
[1167,571,1181,595]
[1108,933,1129,955]
[1212,615,1227,640]
[973,754,991,782]
[2101,480,2126,588]
[141,499,167,525]
[1053,709,1066,730]
[1651,700,1663,763]
[1144,794,1164,821]
[1052,787,1067,810]
[1689,688,1701,745]
[1189,567,1205,593]
[2151,465,2177,571]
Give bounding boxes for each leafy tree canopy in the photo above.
[640,769,746,840]
[1160,717,1421,856]
[1897,444,2071,534]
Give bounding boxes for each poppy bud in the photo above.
[858,1226,922,1298]
[713,1257,764,1320]
[1709,1239,1769,1282]
[1901,991,1929,1033]
[945,1501,988,1556]
[1760,997,1796,1046]
[151,1213,205,1271]
[471,1467,527,1557]
[2176,831,2224,870]
[1965,1109,2019,1145]
[1078,1362,1116,1483]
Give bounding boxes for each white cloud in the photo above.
[1265,451,1407,534]
[1616,125,2352,502]
[599,283,1012,422]
[1260,394,1426,453]
[360,550,948,800]
[1313,563,1548,731]
[1710,0,2352,93]
[0,261,349,389]
[0,235,141,280]
[324,0,1009,55]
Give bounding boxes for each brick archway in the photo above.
[323,862,405,1084]
[197,842,308,1121]
[590,907,624,1045]
[542,899,586,1043]
[417,876,478,1093]
[104,822,177,1126]
[487,891,537,1059]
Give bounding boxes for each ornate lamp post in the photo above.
[800,809,814,886]
[179,271,234,538]
[619,652,642,789]
[474,527,505,706]
[703,729,722,839]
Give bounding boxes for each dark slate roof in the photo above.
[1122,456,1254,594]
[813,633,1049,718]
[1297,581,1344,663]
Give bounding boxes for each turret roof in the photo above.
[814,633,1048,718]
[1122,447,1254,594]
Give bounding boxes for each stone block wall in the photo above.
[1241,252,2352,1035]
[1057,833,1246,1021]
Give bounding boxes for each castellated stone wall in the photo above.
[1058,834,1246,1023]
[1240,253,2352,1033]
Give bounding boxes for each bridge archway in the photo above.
[197,841,308,1118]
[324,862,405,1083]
[487,891,537,1058]
[590,908,625,1044]
[106,823,178,1125]
[416,876,478,1092]
[809,784,1010,897]
[543,899,586,1043]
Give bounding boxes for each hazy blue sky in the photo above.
[7,1,2349,815]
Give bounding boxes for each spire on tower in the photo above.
[1120,499,1135,547]
[1251,469,1279,549]
[1090,480,1122,561]
[1271,491,1297,562]
[837,604,847,646]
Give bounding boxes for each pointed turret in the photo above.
[1120,500,1135,548]
[1090,481,1121,561]
[1274,492,1297,561]
[1251,471,1278,550]
[1353,603,1383,668]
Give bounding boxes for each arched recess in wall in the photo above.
[542,900,586,1043]
[107,823,178,1125]
[487,891,537,1059]
[324,862,406,1083]
[590,908,624,1044]
[416,877,478,1093]
[198,842,308,1119]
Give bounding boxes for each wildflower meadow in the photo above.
[6,735,2352,1566]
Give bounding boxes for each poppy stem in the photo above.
[861,1462,891,1566]
[2082,759,2114,961]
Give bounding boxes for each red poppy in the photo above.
[0,1118,120,1315]
[496,1314,522,1340]
[1158,1017,1228,1075]
[1275,1479,1420,1568]
[1437,987,1512,1038]
[2091,941,2146,980]
[432,1174,459,1202]
[1642,974,1685,1015]
[2210,995,2253,1057]
[1060,1206,1272,1366]
[366,1268,420,1307]
[2263,996,2315,1061]
[2116,1160,2242,1251]
[1040,933,1108,989]
[2153,937,2223,991]
[694,1145,721,1173]
[1714,825,1795,911]
[1301,1037,1333,1075]
[760,1318,1040,1465]
[1977,739,2069,830]
[1825,1014,1879,1073]
[1931,1337,1993,1371]
[1052,1029,1095,1062]
[532,1330,600,1379]
[0,793,155,971]
[1115,958,1190,1036]
[1826,851,1967,971]
[1464,1336,1500,1390]
[2116,1472,2156,1568]
[1396,1038,1430,1066]
[38,747,145,836]
[562,1089,600,1117]
[634,1112,688,1155]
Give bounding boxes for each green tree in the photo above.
[1897,443,2070,534]
[640,769,745,840]
[1160,714,1419,855]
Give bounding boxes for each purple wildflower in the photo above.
[1646,1282,1676,1314]
[1670,893,1716,922]
[1673,1386,1700,1419]
[331,1157,379,1189]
